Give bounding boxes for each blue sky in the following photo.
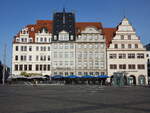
[0,0,150,68]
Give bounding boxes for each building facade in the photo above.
[12,10,148,85]
[145,43,150,84]
[12,10,107,77]
[106,18,148,85]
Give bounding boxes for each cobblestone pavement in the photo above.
[0,85,150,113]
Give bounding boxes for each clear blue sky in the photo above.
[0,0,150,68]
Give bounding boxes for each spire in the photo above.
[63,8,66,24]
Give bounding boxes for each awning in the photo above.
[64,75,80,79]
[96,75,109,78]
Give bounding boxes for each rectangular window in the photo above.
[119,54,126,59]
[137,53,144,59]
[29,65,32,71]
[36,65,39,71]
[138,64,145,69]
[114,44,118,48]
[40,65,42,71]
[48,65,50,71]
[110,64,117,69]
[19,65,23,71]
[135,44,138,48]
[121,35,124,40]
[48,56,50,61]
[128,64,136,69]
[15,55,18,61]
[128,53,135,59]
[29,56,32,61]
[121,44,125,48]
[109,54,117,59]
[119,64,126,69]
[44,65,47,71]
[21,56,23,61]
[128,44,132,48]
[128,35,131,40]
[36,56,39,61]
[29,46,32,51]
[15,46,19,51]
[48,47,50,51]
[15,64,18,71]
[24,65,27,71]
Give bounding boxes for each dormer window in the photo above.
[128,35,131,40]
[40,38,43,42]
[29,38,32,42]
[121,35,124,40]
[16,38,20,42]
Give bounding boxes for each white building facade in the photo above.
[107,18,148,85]
[12,24,52,76]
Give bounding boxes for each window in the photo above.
[121,35,124,40]
[114,44,118,48]
[15,46,19,51]
[128,35,131,40]
[40,65,42,71]
[101,72,105,75]
[128,64,136,69]
[36,65,39,71]
[135,44,138,48]
[19,65,23,71]
[110,64,117,69]
[119,54,126,59]
[109,54,117,59]
[15,56,18,61]
[21,56,24,61]
[40,38,43,42]
[48,65,50,71]
[29,56,32,61]
[128,53,135,59]
[15,65,18,71]
[44,38,47,42]
[29,46,32,51]
[138,64,145,69]
[48,47,50,51]
[29,38,32,42]
[44,65,47,71]
[29,65,32,71]
[121,44,125,48]
[48,56,50,61]
[119,64,126,69]
[24,65,27,71]
[128,44,132,48]
[137,53,144,59]
[43,46,46,51]
[36,56,39,61]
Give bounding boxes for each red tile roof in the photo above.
[13,20,117,47]
[76,22,102,34]
[103,28,117,48]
